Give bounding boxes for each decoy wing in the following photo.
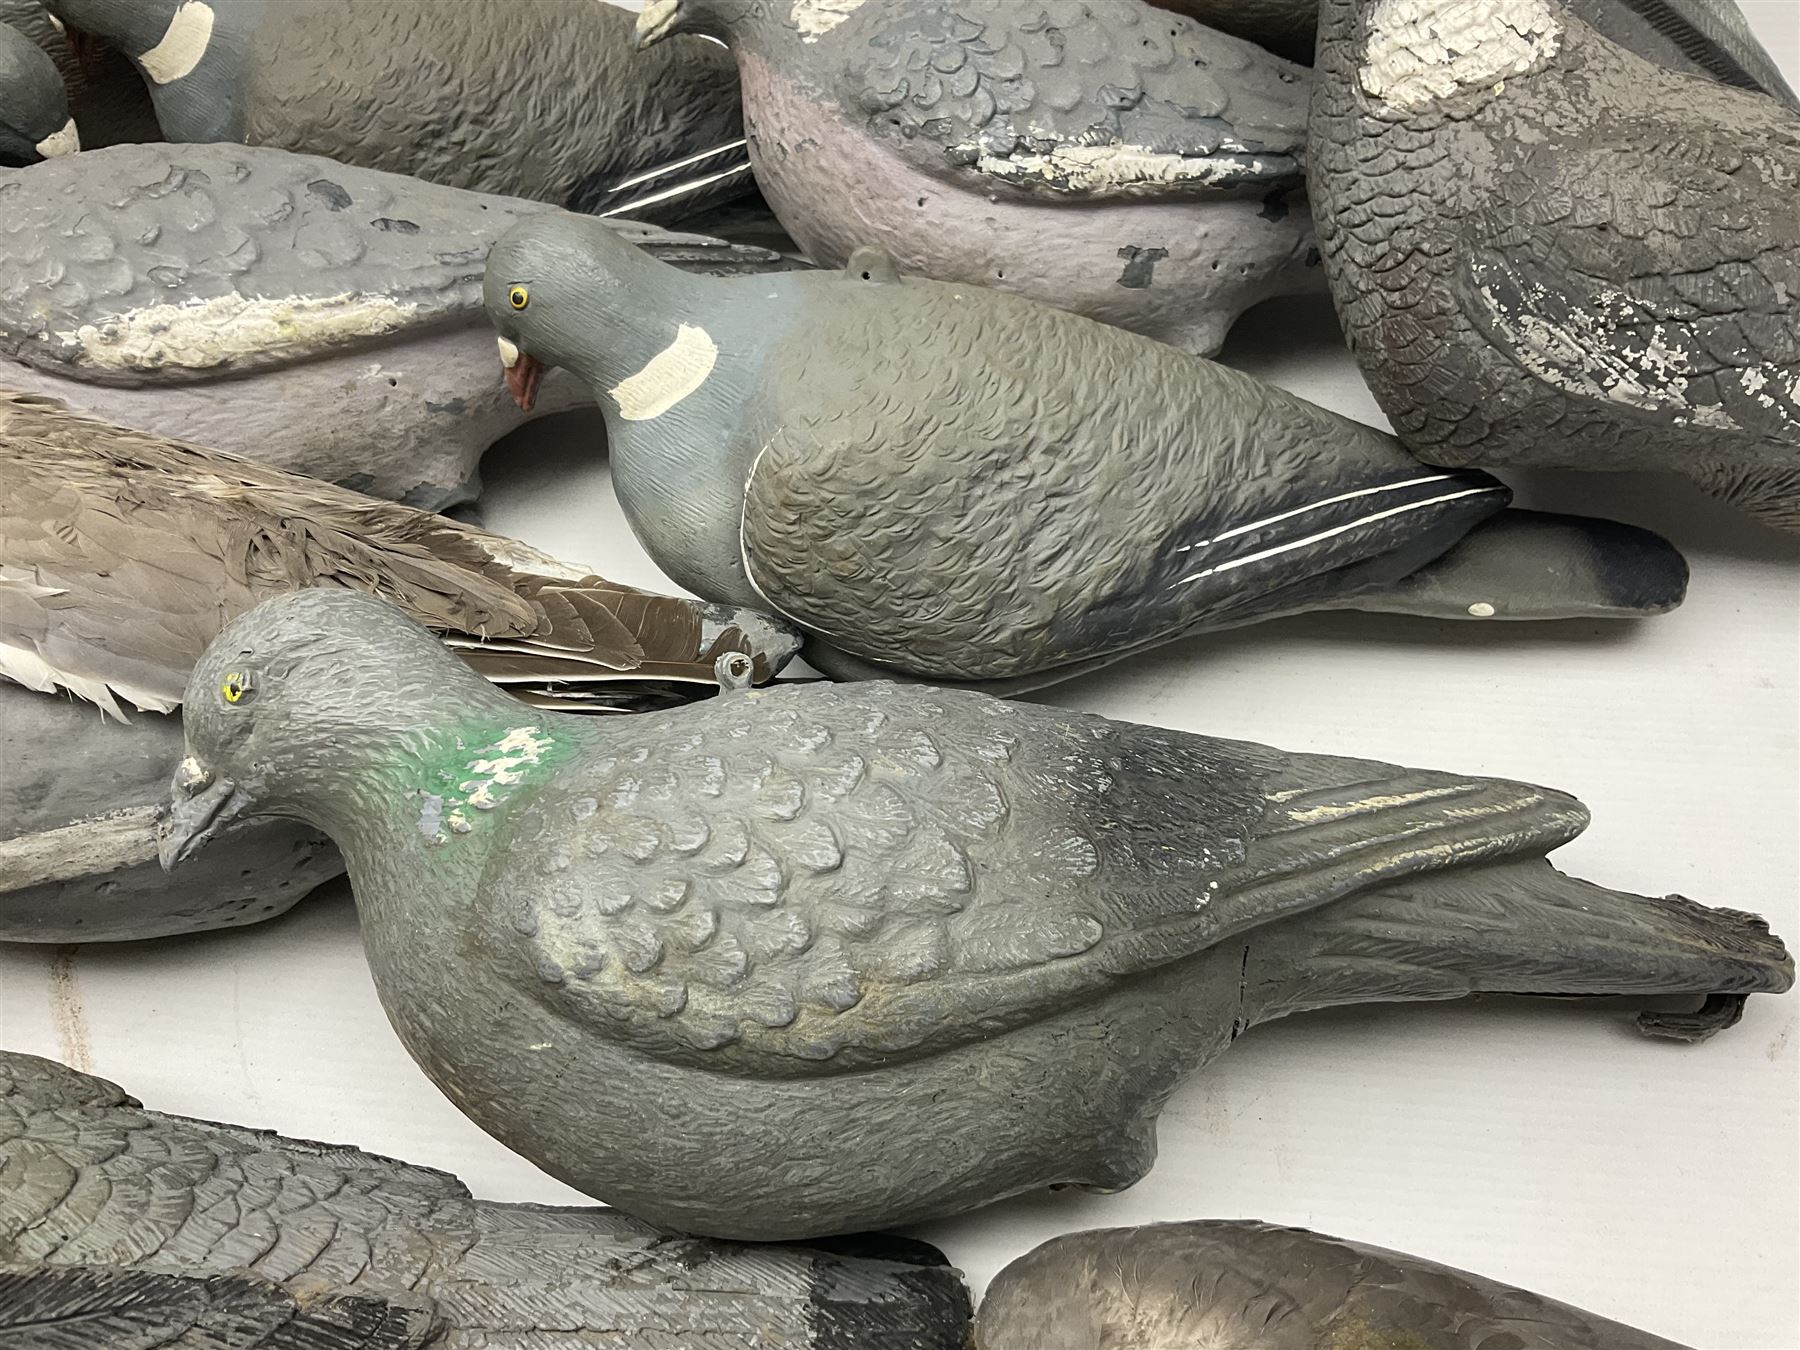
[0,395,782,719]
[509,684,1587,1073]
[834,0,1308,197]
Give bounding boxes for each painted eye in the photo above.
[220,672,254,706]
[508,285,529,310]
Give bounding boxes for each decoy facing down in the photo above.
[0,142,797,509]
[486,216,1686,688]
[635,0,1323,356]
[40,0,754,223]
[0,392,799,944]
[0,17,75,162]
[1310,0,1800,530]
[973,1220,1692,1350]
[163,590,1792,1239]
[0,1050,974,1350]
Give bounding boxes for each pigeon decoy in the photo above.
[1310,0,1800,530]
[0,16,74,162]
[162,590,1793,1239]
[0,0,162,148]
[0,142,798,509]
[973,1220,1691,1350]
[40,0,755,223]
[485,216,1686,688]
[635,0,1322,356]
[0,1050,974,1350]
[0,392,801,943]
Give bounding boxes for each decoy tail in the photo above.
[1254,858,1793,1041]
[1339,509,1688,621]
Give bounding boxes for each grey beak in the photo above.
[158,756,253,871]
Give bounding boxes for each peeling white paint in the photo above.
[34,118,79,159]
[1360,0,1561,112]
[971,141,1274,193]
[609,323,717,421]
[139,0,215,85]
[59,291,421,374]
[792,0,864,41]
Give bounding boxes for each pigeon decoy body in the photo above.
[635,0,1322,356]
[0,16,74,162]
[162,590,1793,1239]
[973,1220,1691,1350]
[1310,0,1800,529]
[0,143,797,510]
[0,1050,974,1349]
[0,392,801,943]
[486,216,1686,687]
[41,0,755,223]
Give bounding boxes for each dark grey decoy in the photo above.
[973,1220,1691,1349]
[1311,0,1800,529]
[0,141,796,509]
[161,590,1793,1239]
[635,0,1321,356]
[485,215,1686,688]
[40,0,755,222]
[0,392,800,943]
[0,1050,974,1350]
[0,15,74,162]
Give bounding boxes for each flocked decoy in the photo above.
[973,1220,1692,1350]
[40,0,754,222]
[485,216,1687,688]
[0,1050,974,1350]
[1310,0,1800,530]
[162,590,1793,1239]
[0,392,800,944]
[0,142,798,509]
[635,0,1322,356]
[0,16,74,162]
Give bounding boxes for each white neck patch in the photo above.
[1360,0,1561,113]
[139,0,215,85]
[791,0,864,42]
[609,323,718,422]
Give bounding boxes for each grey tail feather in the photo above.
[1343,509,1689,620]
[1680,452,1800,533]
[1616,0,1800,109]
[1254,857,1793,1042]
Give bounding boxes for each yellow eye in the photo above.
[221,672,251,705]
[508,285,529,310]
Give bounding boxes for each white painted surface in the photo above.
[2,6,1797,1347]
[137,0,215,85]
[1361,0,1563,111]
[607,322,718,420]
[33,117,79,159]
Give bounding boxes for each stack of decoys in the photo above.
[0,10,73,162]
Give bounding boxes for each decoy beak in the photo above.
[34,118,79,159]
[635,0,682,50]
[158,757,252,871]
[498,336,544,413]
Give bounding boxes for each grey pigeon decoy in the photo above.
[0,0,162,148]
[0,16,74,162]
[42,0,755,223]
[162,590,1794,1239]
[635,0,1321,356]
[485,215,1687,688]
[0,392,800,943]
[0,142,798,509]
[0,1050,974,1349]
[1310,0,1800,530]
[973,1220,1692,1350]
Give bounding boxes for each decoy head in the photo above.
[160,590,503,868]
[634,0,756,51]
[0,22,75,163]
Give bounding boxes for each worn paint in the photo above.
[1116,245,1169,289]
[34,118,79,159]
[411,725,568,844]
[1360,0,1561,112]
[608,323,717,421]
[971,142,1278,193]
[59,291,422,374]
[792,0,865,41]
[139,0,215,84]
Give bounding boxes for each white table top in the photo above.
[3,7,1797,1345]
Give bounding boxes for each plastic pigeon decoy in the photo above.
[0,1050,974,1350]
[40,0,755,222]
[1311,0,1800,529]
[485,216,1687,688]
[0,16,75,162]
[163,590,1793,1239]
[0,392,801,944]
[0,142,799,510]
[635,0,1321,356]
[973,1220,1693,1350]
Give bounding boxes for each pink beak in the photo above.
[503,350,544,413]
